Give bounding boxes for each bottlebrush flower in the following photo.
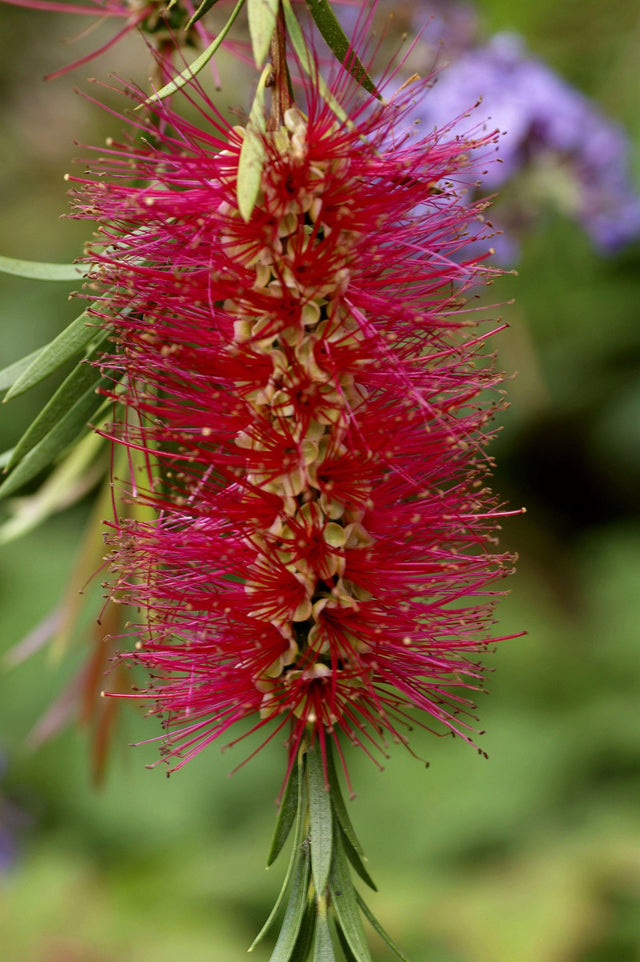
[70,65,516,779]
[3,1,155,79]
[2,0,221,80]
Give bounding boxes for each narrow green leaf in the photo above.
[325,743,366,859]
[0,381,108,499]
[185,0,222,28]
[248,0,279,67]
[0,254,83,282]
[314,904,338,962]
[0,350,42,393]
[337,822,377,892]
[250,850,298,950]
[7,335,109,472]
[290,895,317,962]
[0,429,105,547]
[282,0,351,129]
[267,762,300,867]
[50,459,113,659]
[4,309,102,402]
[333,920,362,962]
[0,449,13,470]
[143,0,246,106]
[250,753,307,951]
[306,0,380,97]
[329,829,373,962]
[307,742,333,896]
[268,845,310,962]
[237,62,272,222]
[355,892,411,962]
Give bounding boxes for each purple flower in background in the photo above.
[413,0,479,57]
[409,30,640,255]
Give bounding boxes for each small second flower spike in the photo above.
[70,20,518,956]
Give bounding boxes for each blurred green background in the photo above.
[1,1,639,960]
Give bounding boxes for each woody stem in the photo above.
[268,2,293,130]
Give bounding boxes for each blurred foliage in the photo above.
[1,1,639,960]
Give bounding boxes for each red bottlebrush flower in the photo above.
[3,1,155,78]
[71,66,516,778]
[2,0,223,80]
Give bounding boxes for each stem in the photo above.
[151,38,175,94]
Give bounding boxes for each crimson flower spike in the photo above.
[64,4,522,957]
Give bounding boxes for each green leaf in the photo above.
[237,62,272,222]
[250,752,307,951]
[307,741,333,896]
[314,909,338,962]
[337,821,377,892]
[0,449,13,470]
[49,460,113,658]
[290,894,317,962]
[3,309,102,401]
[306,0,380,98]
[267,762,300,867]
[6,335,109,472]
[325,743,366,859]
[268,845,311,962]
[355,892,411,962]
[0,429,105,546]
[185,0,222,28]
[0,380,108,499]
[282,0,351,129]
[248,0,279,67]
[329,829,373,962]
[143,0,246,105]
[333,921,362,962]
[0,349,42,393]
[0,254,83,282]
